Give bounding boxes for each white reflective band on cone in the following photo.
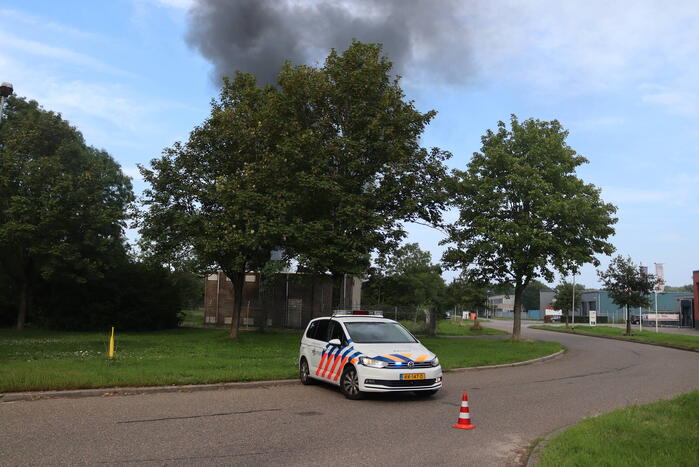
[459,413,471,419]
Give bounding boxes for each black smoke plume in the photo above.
[185,0,470,85]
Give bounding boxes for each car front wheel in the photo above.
[340,366,363,400]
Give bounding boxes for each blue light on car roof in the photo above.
[395,362,402,366]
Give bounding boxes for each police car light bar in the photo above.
[331,309,384,317]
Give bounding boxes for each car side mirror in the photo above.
[328,338,342,347]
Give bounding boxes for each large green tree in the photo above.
[598,255,656,336]
[441,115,617,340]
[140,42,451,337]
[446,277,488,314]
[551,280,585,327]
[139,74,294,339]
[277,42,451,292]
[0,96,133,329]
[368,243,446,309]
[364,243,446,336]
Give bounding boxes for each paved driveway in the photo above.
[2,323,698,466]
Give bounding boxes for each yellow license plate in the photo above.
[401,373,425,380]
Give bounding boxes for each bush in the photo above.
[572,315,608,324]
[32,261,183,331]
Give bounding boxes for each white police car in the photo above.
[298,311,443,399]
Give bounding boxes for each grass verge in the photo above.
[401,319,507,336]
[538,391,699,467]
[532,325,699,351]
[179,308,220,327]
[0,327,562,392]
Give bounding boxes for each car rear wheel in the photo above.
[340,366,363,400]
[299,358,314,385]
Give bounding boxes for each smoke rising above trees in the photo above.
[185,0,472,85]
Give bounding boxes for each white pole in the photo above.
[654,291,658,333]
[216,271,221,324]
[571,274,576,327]
[639,306,642,332]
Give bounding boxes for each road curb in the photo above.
[531,327,699,353]
[524,423,574,467]
[0,349,566,403]
[0,379,299,403]
[448,348,566,372]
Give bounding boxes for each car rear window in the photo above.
[344,322,417,343]
[307,319,329,341]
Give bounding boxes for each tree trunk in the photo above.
[16,279,28,331]
[427,307,437,336]
[331,273,343,311]
[512,283,525,341]
[229,269,245,339]
[310,278,316,319]
[258,275,267,334]
[471,314,482,331]
[625,305,631,336]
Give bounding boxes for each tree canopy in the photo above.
[445,277,488,314]
[139,42,450,338]
[0,96,134,329]
[364,243,446,309]
[598,255,657,335]
[277,42,451,277]
[551,280,585,326]
[441,115,617,340]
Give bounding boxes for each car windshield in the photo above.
[344,322,417,343]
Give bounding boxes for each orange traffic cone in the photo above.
[453,392,476,430]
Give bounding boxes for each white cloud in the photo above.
[601,182,696,207]
[458,1,699,99]
[602,187,672,205]
[122,166,144,181]
[0,9,100,39]
[0,31,134,78]
[641,88,699,117]
[149,0,193,9]
[164,0,193,8]
[570,116,626,132]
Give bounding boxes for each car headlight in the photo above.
[430,356,440,367]
[360,357,388,368]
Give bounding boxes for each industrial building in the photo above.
[576,290,694,327]
[539,278,697,328]
[203,271,362,329]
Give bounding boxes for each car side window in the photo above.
[327,321,348,346]
[314,319,329,342]
[305,321,319,339]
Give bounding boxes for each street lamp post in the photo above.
[0,82,13,122]
[571,273,576,328]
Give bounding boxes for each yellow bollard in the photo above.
[108,327,115,359]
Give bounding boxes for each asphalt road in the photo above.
[2,323,698,466]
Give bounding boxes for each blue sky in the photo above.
[2,0,698,288]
